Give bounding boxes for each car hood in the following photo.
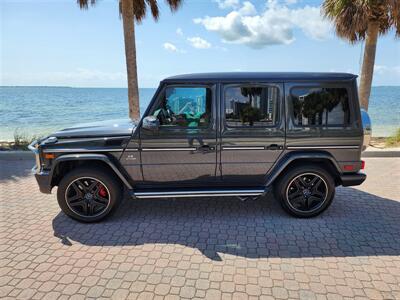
[53,119,137,138]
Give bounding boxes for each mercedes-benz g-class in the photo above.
[30,73,370,222]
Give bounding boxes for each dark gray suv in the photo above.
[30,72,369,222]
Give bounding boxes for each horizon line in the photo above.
[1,85,400,88]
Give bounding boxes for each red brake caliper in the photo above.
[98,184,108,198]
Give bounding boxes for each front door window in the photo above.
[149,87,212,129]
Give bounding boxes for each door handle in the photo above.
[266,144,282,150]
[197,145,215,151]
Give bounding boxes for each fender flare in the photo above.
[264,151,342,187]
[50,153,132,189]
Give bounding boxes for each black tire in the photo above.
[57,166,122,222]
[274,164,335,218]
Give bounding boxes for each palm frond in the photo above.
[77,0,96,10]
[388,0,400,37]
[322,0,399,42]
[165,0,183,12]
[146,0,160,20]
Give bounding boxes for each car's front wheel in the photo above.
[275,165,335,218]
[57,167,122,222]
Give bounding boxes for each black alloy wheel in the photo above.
[286,173,327,213]
[57,167,122,222]
[65,177,111,218]
[275,165,335,218]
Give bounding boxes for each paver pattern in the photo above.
[1,157,400,299]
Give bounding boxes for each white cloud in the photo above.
[374,65,400,75]
[176,27,183,36]
[163,42,186,53]
[187,37,212,49]
[163,42,178,52]
[238,1,256,16]
[214,0,240,9]
[194,1,331,49]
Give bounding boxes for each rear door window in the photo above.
[224,85,279,127]
[290,87,350,127]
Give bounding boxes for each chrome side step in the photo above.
[131,189,265,199]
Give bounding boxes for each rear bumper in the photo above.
[32,166,52,194]
[340,172,366,187]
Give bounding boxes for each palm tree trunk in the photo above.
[121,1,140,120]
[358,21,379,111]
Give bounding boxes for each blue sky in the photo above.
[1,0,399,87]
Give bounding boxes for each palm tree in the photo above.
[77,0,183,119]
[322,0,399,111]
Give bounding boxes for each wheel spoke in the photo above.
[288,190,302,201]
[308,196,322,208]
[70,182,83,196]
[94,195,108,204]
[312,190,325,198]
[291,195,306,209]
[311,177,322,191]
[309,176,320,187]
[298,176,308,188]
[88,202,96,216]
[92,199,107,212]
[68,194,82,202]
[87,181,99,193]
[68,199,86,210]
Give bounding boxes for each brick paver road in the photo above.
[1,158,400,300]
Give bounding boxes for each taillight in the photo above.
[361,160,365,170]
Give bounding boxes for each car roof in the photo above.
[162,72,357,83]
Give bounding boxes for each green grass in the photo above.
[385,128,400,148]
[0,131,42,151]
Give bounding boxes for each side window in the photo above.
[149,86,212,128]
[291,87,350,127]
[224,86,279,127]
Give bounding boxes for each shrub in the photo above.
[386,128,400,147]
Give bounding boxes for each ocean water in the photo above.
[0,86,399,141]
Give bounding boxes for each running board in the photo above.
[130,189,266,199]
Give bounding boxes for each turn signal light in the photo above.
[44,153,55,160]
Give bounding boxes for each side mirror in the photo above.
[142,115,160,131]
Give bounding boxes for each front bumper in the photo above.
[32,166,52,194]
[340,172,366,187]
[29,140,53,194]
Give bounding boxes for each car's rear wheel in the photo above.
[275,165,335,218]
[57,167,122,222]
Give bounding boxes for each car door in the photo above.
[219,83,285,187]
[137,84,218,189]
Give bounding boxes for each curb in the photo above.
[0,151,34,161]
[1,150,400,160]
[362,151,400,158]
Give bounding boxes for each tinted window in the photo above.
[224,86,278,127]
[150,87,211,128]
[291,87,350,126]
